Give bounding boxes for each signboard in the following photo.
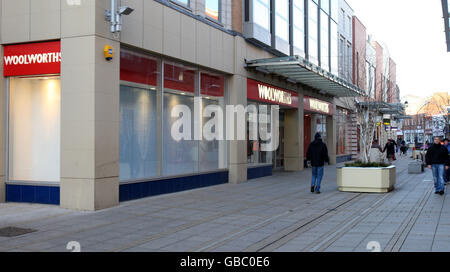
[247,79,299,108]
[4,41,61,77]
[304,96,333,115]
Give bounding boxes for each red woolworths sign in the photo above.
[4,41,61,77]
[247,79,299,108]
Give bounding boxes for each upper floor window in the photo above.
[320,0,329,14]
[293,0,305,56]
[275,0,290,42]
[330,20,338,75]
[172,0,190,8]
[308,0,319,65]
[330,0,338,22]
[205,0,220,21]
[320,10,329,71]
[254,0,271,31]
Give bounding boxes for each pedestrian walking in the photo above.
[400,140,408,157]
[306,133,329,194]
[425,136,450,195]
[443,138,450,185]
[383,139,397,163]
[369,139,384,163]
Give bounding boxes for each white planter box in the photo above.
[337,166,396,193]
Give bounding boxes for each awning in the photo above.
[357,101,405,116]
[245,56,364,97]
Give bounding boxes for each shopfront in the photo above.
[303,96,333,167]
[4,41,61,204]
[118,48,229,202]
[246,78,299,179]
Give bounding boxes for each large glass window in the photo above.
[336,108,349,155]
[120,86,158,180]
[320,0,329,14]
[293,0,305,56]
[120,49,227,181]
[308,0,319,65]
[320,10,329,71]
[346,42,352,81]
[120,51,159,181]
[275,0,289,42]
[247,103,273,166]
[254,0,270,31]
[330,20,338,75]
[200,72,226,171]
[163,62,197,176]
[330,0,338,22]
[205,0,220,21]
[315,114,327,143]
[9,77,61,182]
[339,37,345,77]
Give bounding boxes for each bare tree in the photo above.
[338,41,400,164]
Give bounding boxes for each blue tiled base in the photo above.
[119,171,229,202]
[247,165,273,180]
[6,184,60,205]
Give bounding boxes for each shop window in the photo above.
[120,51,160,181]
[247,103,273,166]
[120,86,158,180]
[336,108,349,155]
[163,62,197,176]
[200,72,226,171]
[120,49,227,181]
[9,77,61,182]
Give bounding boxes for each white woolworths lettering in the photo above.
[4,53,61,66]
[310,99,329,114]
[258,84,292,105]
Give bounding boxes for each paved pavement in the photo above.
[0,155,449,252]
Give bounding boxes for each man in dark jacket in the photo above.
[306,133,329,194]
[425,136,450,195]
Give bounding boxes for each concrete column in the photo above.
[327,109,337,165]
[284,94,304,172]
[60,35,119,211]
[228,74,247,184]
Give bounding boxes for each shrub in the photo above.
[344,161,390,168]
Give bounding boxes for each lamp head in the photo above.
[119,6,134,15]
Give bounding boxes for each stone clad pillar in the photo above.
[284,93,304,172]
[60,35,120,211]
[228,74,247,184]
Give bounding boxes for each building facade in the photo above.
[0,0,391,211]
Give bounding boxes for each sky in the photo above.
[345,0,450,99]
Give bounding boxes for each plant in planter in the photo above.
[336,97,400,193]
[335,55,404,193]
